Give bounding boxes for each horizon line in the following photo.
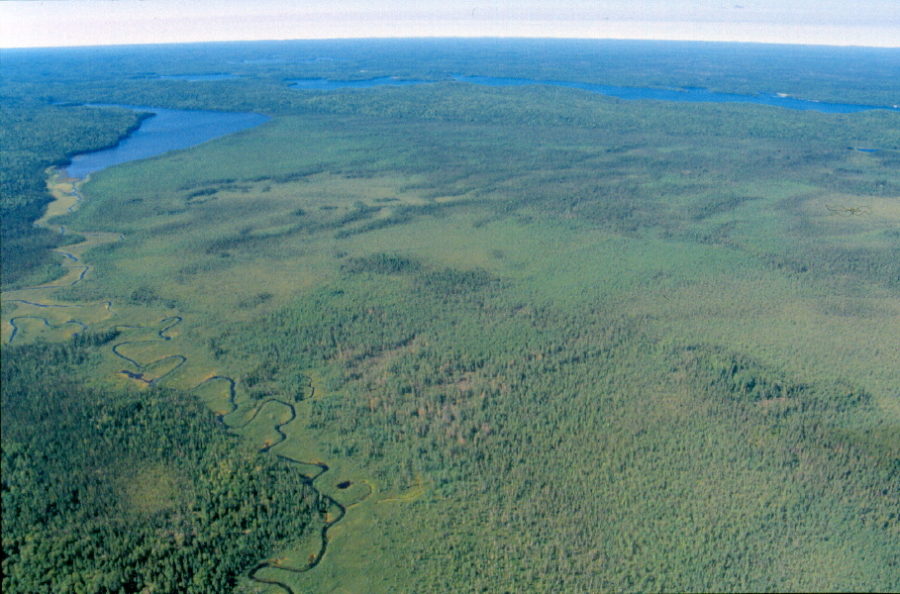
[3,35,899,52]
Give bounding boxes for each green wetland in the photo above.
[1,39,898,592]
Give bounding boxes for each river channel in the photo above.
[3,104,340,592]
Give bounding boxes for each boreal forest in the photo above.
[1,39,898,592]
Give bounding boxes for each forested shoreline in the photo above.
[0,103,147,288]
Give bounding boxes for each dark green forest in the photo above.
[1,103,145,287]
[1,337,318,593]
[1,40,898,592]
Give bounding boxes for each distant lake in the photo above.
[65,106,269,179]
[289,75,900,114]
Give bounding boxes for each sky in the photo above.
[1,0,898,49]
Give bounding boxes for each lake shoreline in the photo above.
[62,104,269,179]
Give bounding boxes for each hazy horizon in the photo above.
[3,35,900,53]
[1,0,898,50]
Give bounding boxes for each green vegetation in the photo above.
[1,40,898,592]
[0,102,145,288]
[1,338,318,593]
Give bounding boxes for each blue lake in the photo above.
[65,106,269,179]
[290,75,900,114]
[62,74,892,181]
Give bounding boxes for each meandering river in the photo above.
[3,104,346,592]
[10,81,892,591]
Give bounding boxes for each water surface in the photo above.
[65,106,268,179]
